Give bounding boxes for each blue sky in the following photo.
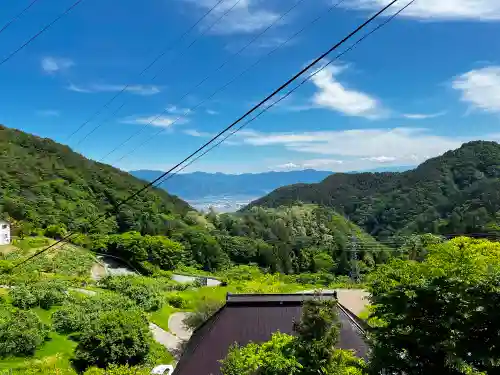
[1,0,500,174]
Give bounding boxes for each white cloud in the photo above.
[402,111,446,120]
[180,0,281,34]
[68,83,161,96]
[236,127,478,166]
[362,156,397,163]
[452,66,500,113]
[206,109,218,115]
[122,115,188,128]
[36,109,60,117]
[274,162,301,170]
[41,57,74,74]
[309,64,384,119]
[345,0,500,21]
[166,105,192,115]
[184,129,213,137]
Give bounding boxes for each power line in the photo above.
[0,0,83,67]
[0,0,41,36]
[152,0,415,187]
[74,0,244,146]
[66,0,227,141]
[13,0,399,269]
[97,0,308,161]
[109,0,349,164]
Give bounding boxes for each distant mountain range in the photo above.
[130,169,334,199]
[130,167,414,212]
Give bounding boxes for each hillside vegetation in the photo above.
[0,125,191,235]
[247,141,500,239]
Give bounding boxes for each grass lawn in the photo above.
[0,306,77,371]
[149,304,179,332]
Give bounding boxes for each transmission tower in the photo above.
[350,234,360,283]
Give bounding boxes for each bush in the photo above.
[166,294,187,309]
[52,293,137,335]
[74,309,151,369]
[83,364,151,374]
[0,309,49,357]
[44,224,67,240]
[183,297,223,330]
[100,276,163,311]
[10,280,67,310]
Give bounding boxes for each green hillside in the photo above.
[246,141,500,239]
[0,125,191,235]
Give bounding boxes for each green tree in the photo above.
[74,309,151,369]
[221,298,366,375]
[0,310,49,357]
[368,237,500,375]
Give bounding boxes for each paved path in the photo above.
[299,289,369,316]
[168,312,193,341]
[150,322,184,357]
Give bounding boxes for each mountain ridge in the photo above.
[0,125,191,234]
[244,141,500,239]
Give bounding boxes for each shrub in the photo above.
[74,309,151,369]
[52,293,137,335]
[183,297,223,330]
[100,276,163,311]
[10,280,67,310]
[166,294,187,309]
[0,309,49,357]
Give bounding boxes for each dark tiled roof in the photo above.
[173,293,368,375]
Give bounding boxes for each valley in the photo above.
[0,126,499,374]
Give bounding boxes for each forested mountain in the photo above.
[246,141,500,239]
[0,125,191,234]
[207,204,390,275]
[130,169,333,199]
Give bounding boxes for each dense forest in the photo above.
[0,125,191,235]
[246,141,500,240]
[0,126,395,277]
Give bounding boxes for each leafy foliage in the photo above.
[210,205,389,275]
[74,309,152,370]
[0,309,49,357]
[89,231,185,272]
[248,141,500,239]
[0,125,191,235]
[10,280,67,310]
[52,293,136,335]
[183,297,223,330]
[99,276,163,311]
[221,298,366,375]
[367,237,500,374]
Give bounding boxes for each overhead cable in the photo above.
[13,0,400,269]
[0,0,41,36]
[111,0,348,164]
[0,0,83,67]
[153,0,416,187]
[97,0,308,160]
[66,0,227,141]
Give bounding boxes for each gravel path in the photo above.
[298,289,369,316]
[168,312,193,341]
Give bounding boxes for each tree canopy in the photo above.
[247,141,500,240]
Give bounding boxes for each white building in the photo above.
[0,220,10,245]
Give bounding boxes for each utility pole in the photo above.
[350,234,360,283]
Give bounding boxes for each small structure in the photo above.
[0,220,10,245]
[173,293,368,375]
[151,364,174,375]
